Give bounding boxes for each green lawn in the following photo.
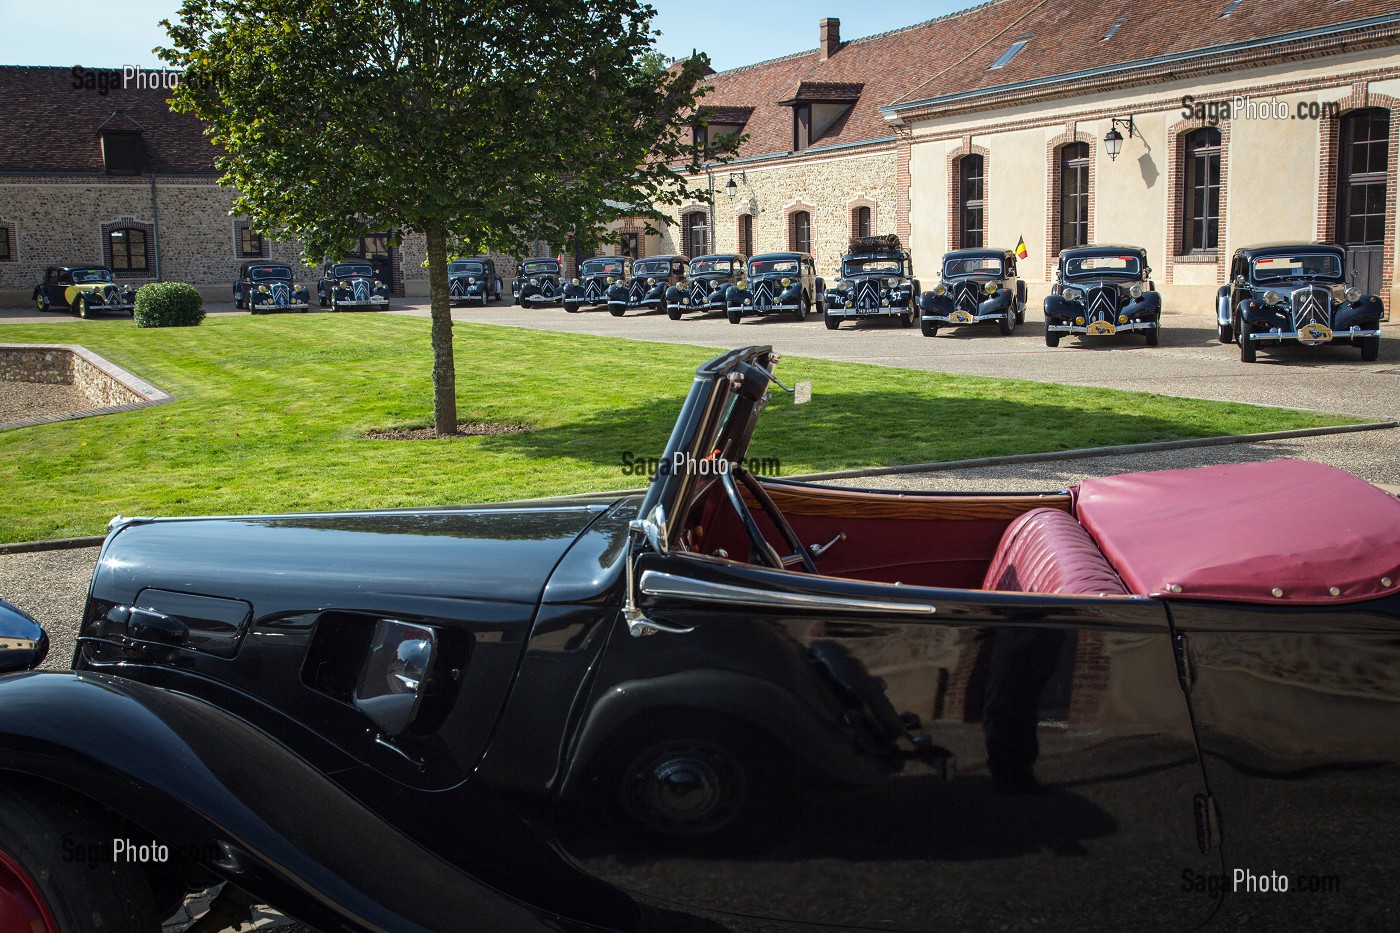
[0,315,1356,543]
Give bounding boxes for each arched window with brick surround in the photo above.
[789,210,811,254]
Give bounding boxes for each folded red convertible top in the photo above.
[1075,459,1400,605]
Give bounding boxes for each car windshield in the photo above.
[633,260,670,276]
[248,265,293,281]
[1251,253,1344,282]
[843,257,904,277]
[750,259,799,276]
[449,261,485,275]
[70,268,113,283]
[942,257,1003,278]
[582,259,624,276]
[334,263,375,278]
[690,258,734,275]
[520,261,559,275]
[1064,255,1141,278]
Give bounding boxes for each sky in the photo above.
[0,1,976,72]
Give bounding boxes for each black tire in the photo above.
[1218,321,1233,344]
[0,780,160,932]
[726,307,742,325]
[1239,327,1256,363]
[319,292,329,308]
[794,293,810,322]
[75,297,89,319]
[1145,324,1159,346]
[608,305,626,317]
[997,313,1014,336]
[824,311,840,330]
[920,319,938,337]
[900,309,914,328]
[564,301,581,314]
[1361,334,1380,362]
[667,306,682,321]
[1045,330,1061,348]
[1015,300,1026,325]
[234,292,244,310]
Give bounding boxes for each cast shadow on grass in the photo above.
[475,390,1252,475]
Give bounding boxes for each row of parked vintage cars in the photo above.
[31,239,1383,362]
[480,236,1385,362]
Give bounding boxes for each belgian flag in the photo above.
[1016,236,1029,260]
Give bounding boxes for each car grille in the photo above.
[854,280,882,311]
[628,280,649,303]
[352,280,370,302]
[1086,285,1118,324]
[536,278,557,298]
[270,283,290,306]
[1291,285,1332,331]
[582,279,603,301]
[954,282,981,316]
[689,280,711,305]
[449,277,467,298]
[752,280,775,310]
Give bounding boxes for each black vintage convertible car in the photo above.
[233,262,310,313]
[1043,245,1160,347]
[1219,243,1384,362]
[1,346,1399,932]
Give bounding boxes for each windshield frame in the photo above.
[448,261,486,275]
[842,256,906,278]
[1062,254,1143,280]
[248,265,295,282]
[689,258,736,276]
[941,256,1004,279]
[333,263,376,279]
[519,260,560,276]
[581,259,626,277]
[1249,252,1345,284]
[748,257,801,277]
[69,267,114,284]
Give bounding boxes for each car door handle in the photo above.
[626,616,696,638]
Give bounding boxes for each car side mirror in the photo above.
[1233,275,1247,288]
[0,599,48,674]
[354,619,437,736]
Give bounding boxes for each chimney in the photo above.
[820,18,841,60]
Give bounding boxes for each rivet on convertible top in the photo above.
[1168,584,1182,593]
[1330,586,1342,597]
[1383,577,1394,588]
[1271,588,1284,598]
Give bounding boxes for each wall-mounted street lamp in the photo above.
[1104,117,1136,162]
[725,171,747,198]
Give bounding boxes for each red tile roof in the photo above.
[0,66,217,175]
[693,0,1400,161]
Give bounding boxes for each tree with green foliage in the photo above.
[160,0,734,434]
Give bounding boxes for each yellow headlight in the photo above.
[781,278,791,287]
[983,281,997,295]
[1075,316,1085,325]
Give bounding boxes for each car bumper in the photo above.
[920,310,1006,324]
[334,298,389,307]
[1045,320,1156,336]
[251,302,309,311]
[1241,325,1382,344]
[741,303,802,313]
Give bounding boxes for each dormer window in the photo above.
[990,37,1031,70]
[97,110,146,176]
[780,83,862,151]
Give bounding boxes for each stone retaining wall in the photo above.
[0,345,174,429]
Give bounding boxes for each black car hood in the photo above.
[91,501,618,619]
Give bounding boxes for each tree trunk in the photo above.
[425,223,457,435]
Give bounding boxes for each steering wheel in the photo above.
[719,469,819,574]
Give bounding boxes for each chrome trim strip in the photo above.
[639,570,937,615]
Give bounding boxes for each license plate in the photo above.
[1086,321,1116,335]
[1297,324,1333,345]
[950,311,973,323]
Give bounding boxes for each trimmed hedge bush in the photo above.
[134,282,205,328]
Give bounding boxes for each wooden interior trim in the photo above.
[749,480,1073,521]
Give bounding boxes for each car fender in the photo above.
[1240,298,1286,330]
[726,285,747,306]
[1338,294,1384,329]
[814,277,826,301]
[1122,290,1161,320]
[919,291,950,314]
[0,671,570,933]
[663,285,683,304]
[1216,286,1232,327]
[560,669,892,797]
[605,283,629,302]
[977,290,1012,317]
[1043,294,1077,321]
[779,283,802,305]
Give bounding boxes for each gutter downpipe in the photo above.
[148,172,163,281]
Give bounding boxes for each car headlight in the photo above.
[1264,291,1282,307]
[257,285,269,293]
[738,280,747,289]
[606,277,615,284]
[647,278,656,286]
[373,280,383,288]
[571,278,580,285]
[1129,284,1143,300]
[1076,316,1085,325]
[933,284,946,297]
[983,281,997,296]
[1345,287,1362,303]
[781,278,791,287]
[1119,314,1129,323]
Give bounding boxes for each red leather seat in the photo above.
[982,508,1127,596]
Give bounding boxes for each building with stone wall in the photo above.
[660,1,1400,315]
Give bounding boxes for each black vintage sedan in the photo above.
[2,346,1399,932]
[1043,245,1160,346]
[606,255,685,316]
[448,257,503,306]
[919,248,1026,337]
[317,261,390,311]
[563,256,630,314]
[512,258,563,307]
[1220,243,1384,362]
[665,254,745,320]
[729,252,826,323]
[233,262,310,313]
[32,265,137,318]
[825,235,919,330]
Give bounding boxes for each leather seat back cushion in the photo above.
[981,508,1128,596]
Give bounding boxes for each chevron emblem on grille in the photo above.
[352,280,370,302]
[753,281,774,309]
[450,278,466,297]
[955,284,979,315]
[1291,286,1330,331]
[690,282,709,304]
[585,280,602,301]
[271,283,289,306]
[1088,287,1117,322]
